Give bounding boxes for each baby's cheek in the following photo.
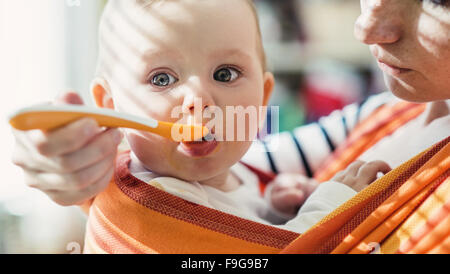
[224,140,252,164]
[125,130,176,170]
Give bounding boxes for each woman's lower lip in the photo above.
[377,61,412,76]
[178,140,219,157]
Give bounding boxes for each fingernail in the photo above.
[84,119,98,136]
[113,130,124,144]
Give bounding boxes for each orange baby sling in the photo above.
[82,101,450,254]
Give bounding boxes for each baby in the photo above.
[12,0,391,236]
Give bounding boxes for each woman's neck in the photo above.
[423,100,450,126]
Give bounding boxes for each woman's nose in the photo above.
[354,0,403,45]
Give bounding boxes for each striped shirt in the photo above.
[241,92,397,177]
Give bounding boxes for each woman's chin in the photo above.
[385,75,437,103]
[384,74,449,103]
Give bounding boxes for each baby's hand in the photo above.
[269,174,319,216]
[331,160,392,192]
[11,92,123,206]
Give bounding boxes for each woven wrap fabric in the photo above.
[84,153,299,254]
[83,101,449,254]
[281,136,449,254]
[83,152,299,254]
[281,101,450,254]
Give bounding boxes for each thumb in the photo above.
[370,160,392,174]
[54,91,84,105]
[358,160,392,184]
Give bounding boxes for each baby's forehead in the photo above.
[104,0,256,19]
[99,0,265,72]
[103,0,259,36]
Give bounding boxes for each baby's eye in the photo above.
[151,73,178,87]
[428,0,448,5]
[213,67,241,83]
[419,0,449,7]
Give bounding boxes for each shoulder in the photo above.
[339,91,397,123]
[231,161,269,196]
[231,162,260,186]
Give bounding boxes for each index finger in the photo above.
[358,161,392,183]
[29,118,103,157]
[54,91,84,105]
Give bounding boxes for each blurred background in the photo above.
[0,0,386,253]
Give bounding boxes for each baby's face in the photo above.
[95,0,273,183]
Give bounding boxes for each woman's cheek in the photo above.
[417,15,450,90]
[417,12,450,58]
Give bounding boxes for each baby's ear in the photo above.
[262,72,275,106]
[91,77,115,109]
[258,72,275,130]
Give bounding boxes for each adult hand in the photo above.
[11,92,123,206]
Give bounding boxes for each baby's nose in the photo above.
[186,101,209,113]
[181,95,213,126]
[182,94,212,114]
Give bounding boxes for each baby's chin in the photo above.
[140,156,233,183]
[127,129,253,181]
[170,170,225,183]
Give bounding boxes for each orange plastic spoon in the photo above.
[9,104,209,142]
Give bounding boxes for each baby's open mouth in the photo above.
[179,127,218,157]
[188,127,216,143]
